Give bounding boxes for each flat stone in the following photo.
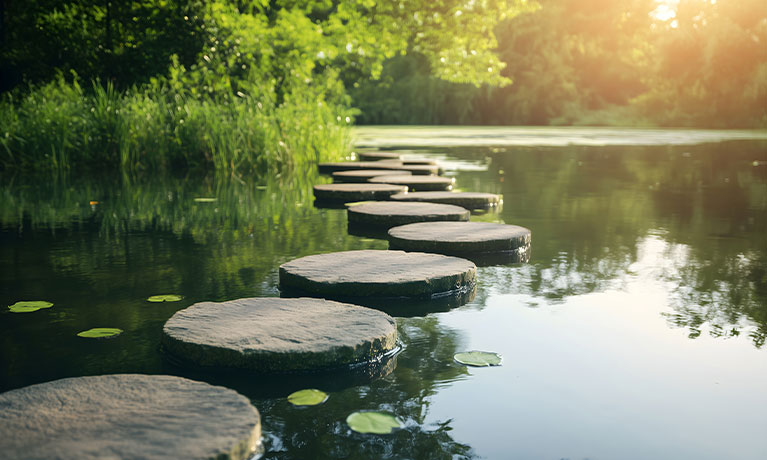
[348,201,469,228]
[356,152,402,161]
[390,191,501,209]
[332,169,412,183]
[388,221,531,255]
[318,161,405,174]
[279,250,476,299]
[162,298,397,372]
[314,183,408,202]
[394,164,440,175]
[369,175,455,191]
[378,158,439,166]
[0,374,260,460]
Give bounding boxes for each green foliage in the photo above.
[77,328,123,338]
[287,389,329,406]
[8,301,54,313]
[346,411,402,434]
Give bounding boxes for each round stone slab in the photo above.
[378,158,439,166]
[332,169,412,183]
[314,183,408,202]
[318,161,404,174]
[348,201,469,228]
[357,151,402,161]
[388,221,531,255]
[162,298,397,372]
[391,191,500,209]
[279,250,476,299]
[369,175,455,192]
[0,374,260,460]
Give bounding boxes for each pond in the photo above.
[1,127,766,459]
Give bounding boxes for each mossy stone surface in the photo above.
[314,183,408,202]
[388,221,531,254]
[279,250,476,300]
[332,169,412,183]
[0,374,261,460]
[369,175,454,192]
[348,201,469,228]
[390,191,500,209]
[162,297,397,372]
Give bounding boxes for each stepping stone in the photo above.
[378,158,439,166]
[318,161,438,175]
[162,297,397,372]
[348,201,469,228]
[333,169,412,183]
[0,374,261,460]
[356,151,402,161]
[388,221,531,256]
[279,250,476,300]
[369,175,454,192]
[391,191,500,209]
[314,183,408,202]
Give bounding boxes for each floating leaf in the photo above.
[346,411,402,434]
[287,389,328,406]
[454,351,502,367]
[147,294,183,303]
[8,301,54,313]
[193,197,217,203]
[77,328,123,338]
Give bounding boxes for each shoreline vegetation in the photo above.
[1,1,765,175]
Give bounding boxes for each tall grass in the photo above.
[0,76,353,175]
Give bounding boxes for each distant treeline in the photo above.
[352,0,767,128]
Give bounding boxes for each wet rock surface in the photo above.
[390,191,501,208]
[313,183,408,202]
[348,201,469,228]
[332,169,412,183]
[388,221,531,254]
[369,175,455,191]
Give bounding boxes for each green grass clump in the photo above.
[0,75,352,175]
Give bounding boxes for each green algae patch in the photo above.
[77,328,123,338]
[287,389,328,407]
[346,411,402,434]
[454,351,502,367]
[147,294,183,303]
[8,301,53,313]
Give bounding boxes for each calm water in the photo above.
[2,128,766,459]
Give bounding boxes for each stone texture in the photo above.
[348,201,469,228]
[162,297,397,372]
[369,175,455,192]
[279,250,476,299]
[332,169,412,183]
[318,161,405,174]
[388,221,531,255]
[0,374,260,460]
[390,191,501,209]
[314,183,408,202]
[356,152,401,161]
[378,158,438,166]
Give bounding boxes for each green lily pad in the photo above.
[454,351,503,367]
[346,411,402,434]
[8,301,54,313]
[193,197,217,203]
[77,328,123,338]
[147,294,183,303]
[287,389,328,406]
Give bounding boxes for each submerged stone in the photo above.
[348,201,469,228]
[0,374,260,460]
[279,250,476,300]
[332,169,412,183]
[356,152,402,161]
[369,175,455,191]
[162,297,397,372]
[390,191,501,209]
[314,183,408,202]
[388,221,531,256]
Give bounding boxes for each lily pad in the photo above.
[454,351,503,367]
[8,301,54,313]
[287,389,328,407]
[346,411,402,434]
[193,197,217,203]
[147,294,183,303]
[77,328,123,338]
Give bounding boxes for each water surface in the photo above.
[1,128,766,459]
